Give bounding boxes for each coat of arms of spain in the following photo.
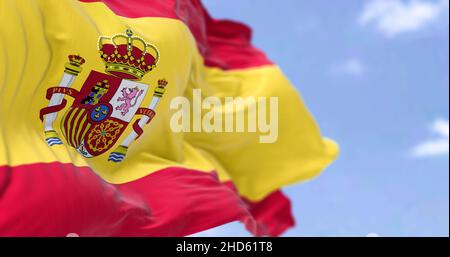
[40,29,167,163]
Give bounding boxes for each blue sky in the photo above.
[195,0,449,237]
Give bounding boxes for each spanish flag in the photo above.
[0,0,338,236]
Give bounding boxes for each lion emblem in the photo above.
[115,87,144,116]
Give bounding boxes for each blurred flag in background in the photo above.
[0,0,338,236]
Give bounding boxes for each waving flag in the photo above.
[0,0,338,236]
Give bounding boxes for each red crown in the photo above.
[97,29,160,81]
[158,79,168,88]
[64,55,86,76]
[68,55,85,66]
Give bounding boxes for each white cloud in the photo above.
[344,59,366,76]
[332,58,366,77]
[432,119,450,137]
[366,232,380,237]
[412,119,449,157]
[359,0,449,37]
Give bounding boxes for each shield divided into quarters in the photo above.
[60,70,148,158]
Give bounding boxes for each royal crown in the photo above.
[154,79,168,98]
[64,55,85,76]
[97,29,160,81]
[158,79,168,88]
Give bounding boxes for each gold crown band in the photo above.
[64,63,83,76]
[153,87,166,98]
[105,63,144,79]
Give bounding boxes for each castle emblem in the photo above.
[40,29,167,162]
